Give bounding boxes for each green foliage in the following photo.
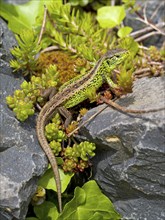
[118,37,139,55]
[38,167,74,193]
[49,141,62,156]
[6,65,59,121]
[45,113,66,155]
[97,6,126,28]
[62,141,96,172]
[43,112,96,173]
[68,0,93,7]
[34,201,59,220]
[117,67,133,93]
[117,26,133,38]
[67,0,116,10]
[2,0,135,92]
[27,180,120,220]
[122,0,136,9]
[64,141,95,161]
[38,133,96,190]
[31,186,46,206]
[10,30,40,75]
[42,2,111,61]
[6,90,35,121]
[149,46,165,61]
[135,46,165,77]
[113,37,139,93]
[0,0,46,34]
[45,113,66,143]
[58,180,121,220]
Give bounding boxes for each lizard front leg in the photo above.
[40,87,58,100]
[40,87,73,127]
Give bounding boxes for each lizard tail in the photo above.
[36,117,62,213]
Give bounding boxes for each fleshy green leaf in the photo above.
[34,201,59,220]
[97,6,126,28]
[0,0,61,34]
[38,167,74,193]
[117,26,132,38]
[57,180,121,220]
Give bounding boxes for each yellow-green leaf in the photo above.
[38,167,74,193]
[97,6,126,28]
[57,180,121,220]
[0,0,61,34]
[34,201,59,220]
[117,26,133,38]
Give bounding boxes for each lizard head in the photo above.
[103,49,129,70]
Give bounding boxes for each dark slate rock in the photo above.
[0,19,47,220]
[0,18,17,76]
[125,0,164,48]
[79,77,165,220]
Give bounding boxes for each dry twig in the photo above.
[130,2,165,42]
[67,105,108,137]
[37,5,47,45]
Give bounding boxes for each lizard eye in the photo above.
[115,55,120,58]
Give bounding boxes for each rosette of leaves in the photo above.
[10,30,40,76]
[6,64,59,121]
[44,113,66,155]
[62,141,96,172]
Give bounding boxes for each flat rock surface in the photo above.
[80,77,165,220]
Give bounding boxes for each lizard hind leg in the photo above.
[57,106,72,128]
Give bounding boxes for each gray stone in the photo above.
[80,77,165,220]
[125,0,164,48]
[0,19,47,220]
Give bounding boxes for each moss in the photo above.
[36,51,87,85]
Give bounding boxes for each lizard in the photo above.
[36,48,164,213]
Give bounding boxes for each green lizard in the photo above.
[36,48,164,212]
[36,49,129,212]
